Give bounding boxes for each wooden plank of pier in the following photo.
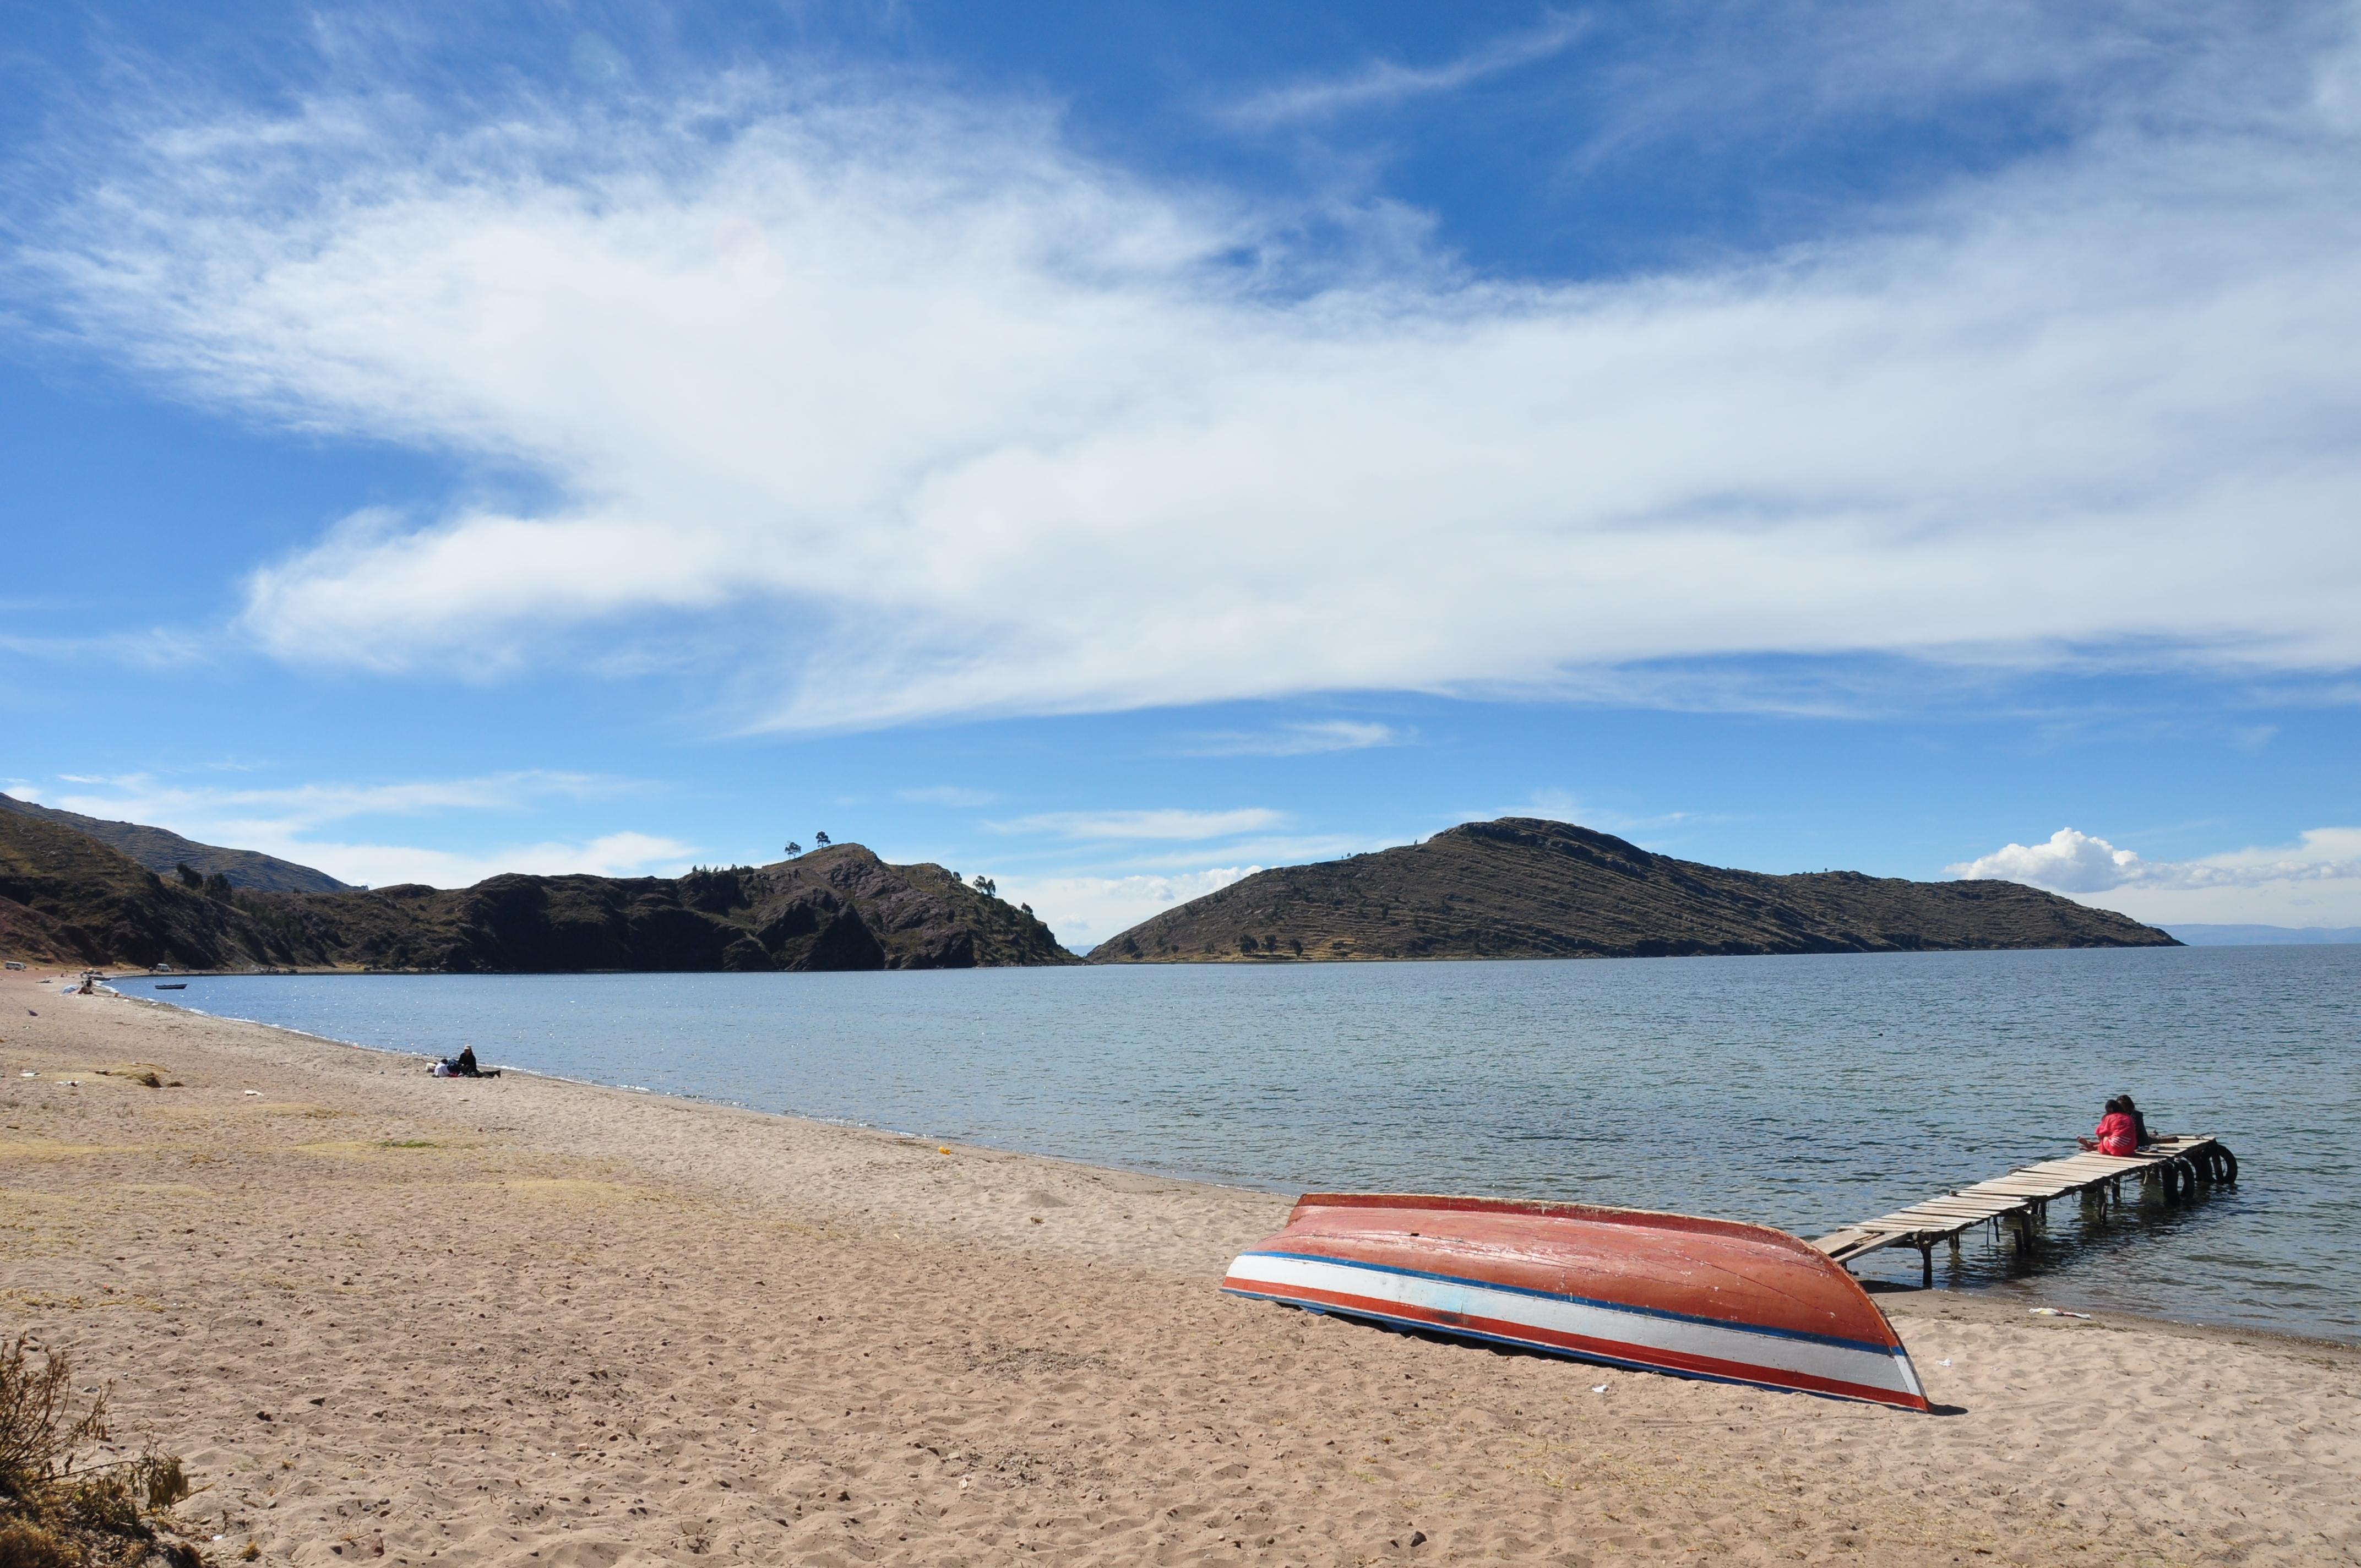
[1813,1135,2235,1283]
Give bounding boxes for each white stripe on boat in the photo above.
[1226,1251,1924,1404]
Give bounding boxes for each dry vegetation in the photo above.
[0,1336,203,1568]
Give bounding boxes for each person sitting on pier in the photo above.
[2079,1097,2139,1157]
[2117,1093,2151,1147]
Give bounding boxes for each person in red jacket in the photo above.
[2079,1097,2139,1156]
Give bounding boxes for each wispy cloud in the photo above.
[17,16,2361,733]
[281,831,697,890]
[895,785,1000,807]
[1175,720,1410,757]
[1952,825,2361,924]
[995,866,1261,949]
[1461,791,1722,840]
[989,807,1286,842]
[45,770,624,834]
[0,627,216,671]
[28,770,682,890]
[1219,13,1589,129]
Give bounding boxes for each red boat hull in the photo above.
[1223,1193,1928,1411]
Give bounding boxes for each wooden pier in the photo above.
[1813,1135,2238,1287]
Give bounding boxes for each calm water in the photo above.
[173,945,2359,1340]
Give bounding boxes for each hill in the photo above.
[0,793,348,892]
[0,806,287,968]
[1088,818,2176,963]
[0,816,1078,972]
[251,843,1078,973]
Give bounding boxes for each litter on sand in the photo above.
[2030,1307,2094,1319]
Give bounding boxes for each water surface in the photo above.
[176,945,2359,1340]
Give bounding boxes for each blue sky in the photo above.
[4,1,2359,949]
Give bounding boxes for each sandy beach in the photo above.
[2,968,2354,1566]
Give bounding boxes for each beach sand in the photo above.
[2,968,2354,1566]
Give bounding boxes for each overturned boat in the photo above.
[1223,1193,1928,1411]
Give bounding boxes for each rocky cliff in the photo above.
[1089,817,2175,963]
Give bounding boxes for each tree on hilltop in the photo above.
[814,831,832,847]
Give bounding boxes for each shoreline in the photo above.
[4,967,2357,1564]
[108,971,2352,1354]
[57,966,2361,1355]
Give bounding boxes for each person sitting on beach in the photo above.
[433,1046,494,1079]
[2117,1093,2151,1147]
[2079,1097,2139,1157]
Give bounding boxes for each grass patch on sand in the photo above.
[90,1066,179,1090]
[0,1143,147,1162]
[292,1139,470,1158]
[496,1178,652,1206]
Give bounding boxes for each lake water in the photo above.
[170,945,2359,1341]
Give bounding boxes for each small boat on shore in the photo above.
[1223,1193,1928,1411]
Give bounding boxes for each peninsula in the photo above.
[0,805,1074,972]
[1090,817,2174,962]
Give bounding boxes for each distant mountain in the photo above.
[1089,818,2177,963]
[0,793,348,893]
[2164,924,2361,946]
[0,814,1077,972]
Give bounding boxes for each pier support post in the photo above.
[1918,1240,1934,1289]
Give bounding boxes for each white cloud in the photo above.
[989,807,1285,841]
[31,770,687,890]
[1177,720,1408,756]
[1220,14,1589,128]
[1951,827,2145,893]
[285,831,697,890]
[19,22,2361,732]
[996,866,1261,950]
[1952,826,2361,923]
